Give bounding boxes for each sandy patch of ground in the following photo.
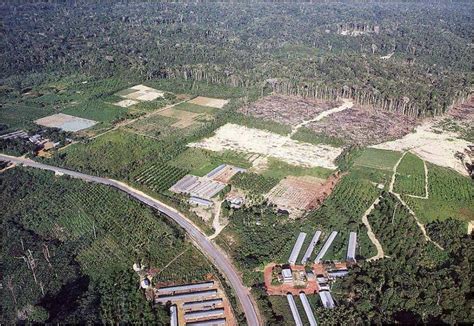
[189,123,342,170]
[239,94,340,126]
[119,84,164,102]
[35,113,97,132]
[189,96,229,109]
[157,107,201,128]
[372,121,471,176]
[250,156,268,173]
[114,99,139,107]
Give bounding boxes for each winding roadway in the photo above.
[0,154,260,326]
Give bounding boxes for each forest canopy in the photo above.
[1,1,472,116]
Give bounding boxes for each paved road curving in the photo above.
[0,154,260,326]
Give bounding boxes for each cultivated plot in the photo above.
[188,96,229,109]
[189,123,342,170]
[114,84,164,106]
[35,113,97,132]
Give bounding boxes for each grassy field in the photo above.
[261,157,333,180]
[291,126,345,147]
[170,147,251,176]
[174,102,219,115]
[404,164,474,223]
[125,114,178,138]
[353,148,402,171]
[62,99,128,122]
[394,153,426,196]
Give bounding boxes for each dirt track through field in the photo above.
[361,197,386,261]
[389,152,444,250]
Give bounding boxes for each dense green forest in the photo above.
[0,168,217,324]
[1,1,472,116]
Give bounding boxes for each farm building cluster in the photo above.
[0,128,69,157]
[170,164,246,207]
[264,231,358,325]
[134,264,235,326]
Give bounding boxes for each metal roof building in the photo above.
[184,308,225,320]
[183,299,223,311]
[155,290,218,303]
[314,231,338,263]
[286,294,303,326]
[299,293,318,326]
[346,232,357,262]
[189,196,214,207]
[157,281,214,294]
[170,305,178,326]
[301,231,322,264]
[319,291,335,309]
[288,232,307,265]
[185,318,226,326]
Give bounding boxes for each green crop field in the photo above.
[261,157,333,180]
[61,100,128,122]
[57,130,164,178]
[404,164,474,223]
[291,126,346,147]
[394,153,426,196]
[230,172,279,196]
[125,114,179,138]
[170,147,251,176]
[354,148,403,171]
[133,162,189,193]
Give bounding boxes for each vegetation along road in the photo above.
[0,154,260,326]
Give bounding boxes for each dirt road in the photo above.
[361,197,386,261]
[0,154,261,326]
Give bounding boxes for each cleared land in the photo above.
[266,174,340,217]
[239,95,339,126]
[114,99,139,107]
[35,113,97,131]
[189,123,342,170]
[353,148,403,171]
[372,120,471,176]
[157,107,208,129]
[188,96,229,109]
[306,106,417,145]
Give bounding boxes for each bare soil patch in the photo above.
[306,106,418,145]
[266,173,341,218]
[189,123,342,170]
[239,95,340,126]
[372,121,471,176]
[35,113,97,132]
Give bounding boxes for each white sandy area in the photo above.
[372,121,471,176]
[189,123,342,170]
[114,99,139,107]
